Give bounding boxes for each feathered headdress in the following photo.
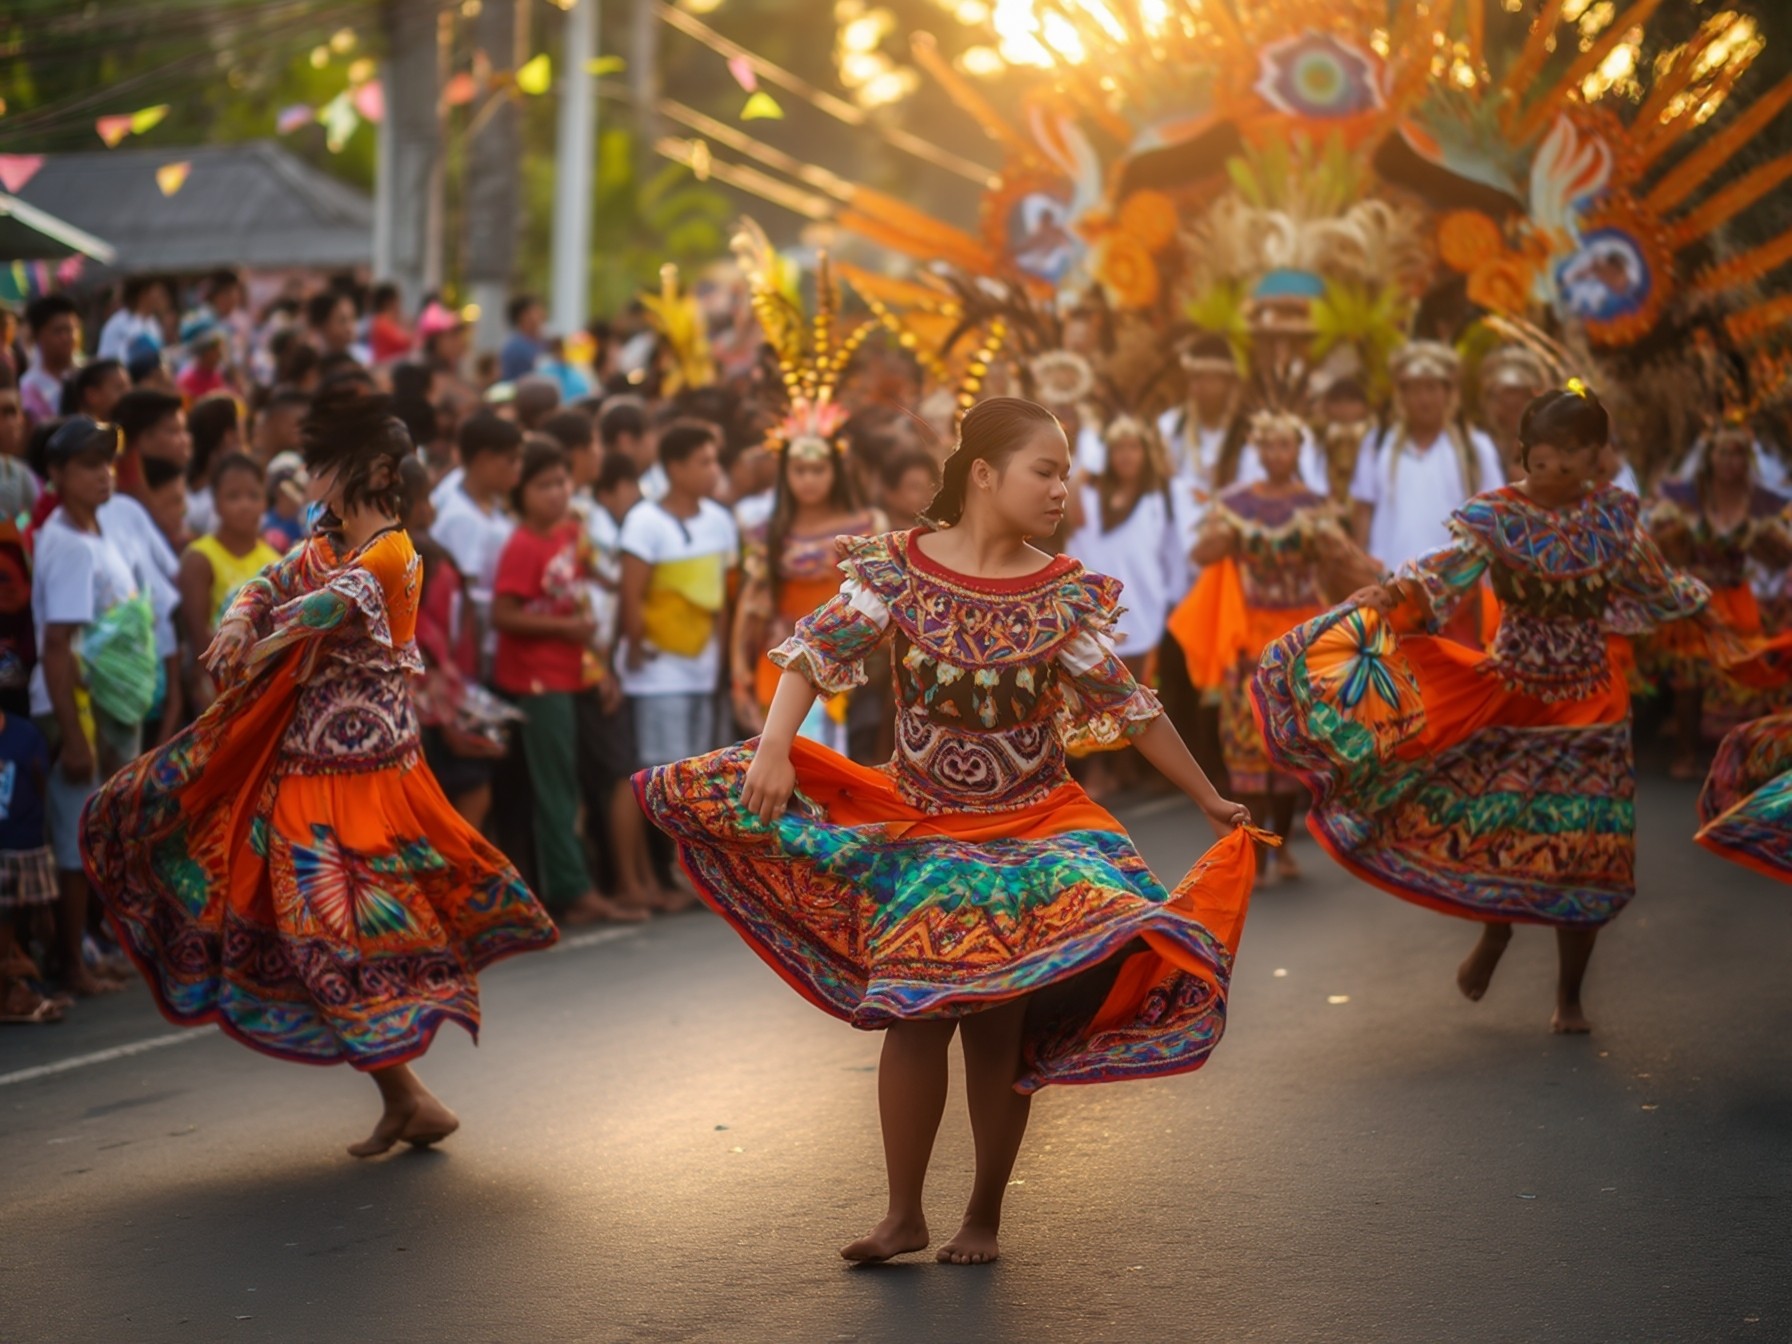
[639,263,715,396]
[731,218,874,459]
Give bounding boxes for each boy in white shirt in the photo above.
[34,418,154,997]
[430,413,523,665]
[618,419,738,769]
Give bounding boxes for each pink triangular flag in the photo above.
[276,104,315,134]
[96,114,134,148]
[727,55,757,92]
[0,154,43,194]
[56,255,86,285]
[353,79,385,123]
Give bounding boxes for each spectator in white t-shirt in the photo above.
[1351,341,1505,573]
[97,277,172,364]
[33,418,152,997]
[430,413,523,664]
[618,419,739,769]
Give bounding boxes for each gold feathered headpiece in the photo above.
[730,218,874,458]
[639,264,715,396]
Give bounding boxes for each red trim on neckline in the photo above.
[905,527,1077,593]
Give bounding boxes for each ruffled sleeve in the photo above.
[222,538,314,635]
[1606,527,1711,635]
[766,534,900,695]
[1054,571,1163,753]
[1393,530,1490,629]
[245,531,423,675]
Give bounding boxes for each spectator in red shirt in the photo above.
[176,322,228,404]
[368,283,413,365]
[491,437,645,927]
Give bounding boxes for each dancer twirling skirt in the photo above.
[1254,387,1740,1033]
[83,386,557,1156]
[1697,709,1792,882]
[637,398,1256,1266]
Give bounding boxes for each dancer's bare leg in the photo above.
[939,997,1032,1266]
[841,1018,956,1262]
[1670,686,1703,780]
[58,870,120,996]
[348,1063,460,1158]
[614,784,691,911]
[1552,928,1597,1034]
[1270,793,1301,880]
[1456,921,1512,1001]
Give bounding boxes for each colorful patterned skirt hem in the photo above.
[1696,710,1792,883]
[82,653,558,1071]
[1252,604,1635,928]
[634,736,1256,1094]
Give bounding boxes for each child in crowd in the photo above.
[178,453,281,715]
[176,324,229,404]
[182,393,243,536]
[33,418,156,997]
[492,439,645,925]
[0,369,40,524]
[881,449,941,530]
[0,707,60,1023]
[430,413,523,662]
[618,419,739,773]
[261,452,309,552]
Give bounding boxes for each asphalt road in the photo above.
[4,775,1791,1344]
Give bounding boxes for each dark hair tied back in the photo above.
[301,379,412,519]
[1517,386,1609,469]
[924,397,1062,528]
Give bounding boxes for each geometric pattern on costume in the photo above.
[82,530,558,1070]
[1254,486,1714,928]
[1696,710,1792,884]
[635,528,1258,1093]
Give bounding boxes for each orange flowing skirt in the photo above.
[83,651,557,1069]
[637,735,1259,1092]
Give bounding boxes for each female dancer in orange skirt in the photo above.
[729,417,883,748]
[1170,411,1371,881]
[1255,386,1741,1034]
[638,398,1257,1265]
[1643,426,1792,778]
[1697,709,1792,882]
[83,385,557,1156]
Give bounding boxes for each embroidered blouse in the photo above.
[1647,481,1792,590]
[222,528,426,775]
[769,529,1161,813]
[1205,484,1337,612]
[1395,485,1709,702]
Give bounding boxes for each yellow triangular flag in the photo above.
[516,53,552,95]
[740,91,783,121]
[585,55,625,75]
[155,161,191,196]
[130,104,170,135]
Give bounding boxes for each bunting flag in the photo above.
[56,255,86,285]
[276,104,316,134]
[155,161,191,196]
[0,153,44,193]
[353,78,385,122]
[585,55,625,76]
[130,105,170,134]
[95,115,134,148]
[740,91,784,120]
[516,53,552,95]
[444,71,477,106]
[727,55,758,92]
[320,90,360,153]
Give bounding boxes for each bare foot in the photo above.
[840,1212,930,1263]
[66,967,125,997]
[347,1094,460,1158]
[937,1218,1001,1266]
[1456,927,1512,1002]
[562,892,651,926]
[1274,850,1302,882]
[1551,1003,1593,1034]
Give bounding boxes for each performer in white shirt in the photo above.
[1351,340,1505,575]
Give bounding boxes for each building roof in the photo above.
[14,140,371,272]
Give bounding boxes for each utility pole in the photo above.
[550,0,597,337]
[464,0,525,355]
[379,0,444,307]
